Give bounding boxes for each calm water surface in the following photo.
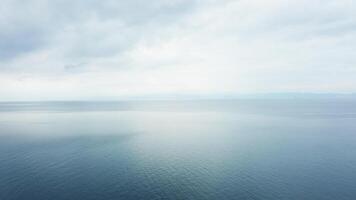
[1,99,356,200]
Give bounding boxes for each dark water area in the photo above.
[1,99,356,200]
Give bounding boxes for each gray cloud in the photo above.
[0,28,45,60]
[0,0,197,68]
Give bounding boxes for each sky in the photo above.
[0,0,355,100]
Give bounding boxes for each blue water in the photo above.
[1,99,356,200]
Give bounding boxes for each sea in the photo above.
[1,99,356,200]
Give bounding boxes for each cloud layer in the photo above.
[0,0,355,100]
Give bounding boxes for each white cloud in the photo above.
[0,0,355,100]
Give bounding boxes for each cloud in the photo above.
[0,0,355,100]
[0,0,196,69]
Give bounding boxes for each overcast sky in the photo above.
[0,0,355,100]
